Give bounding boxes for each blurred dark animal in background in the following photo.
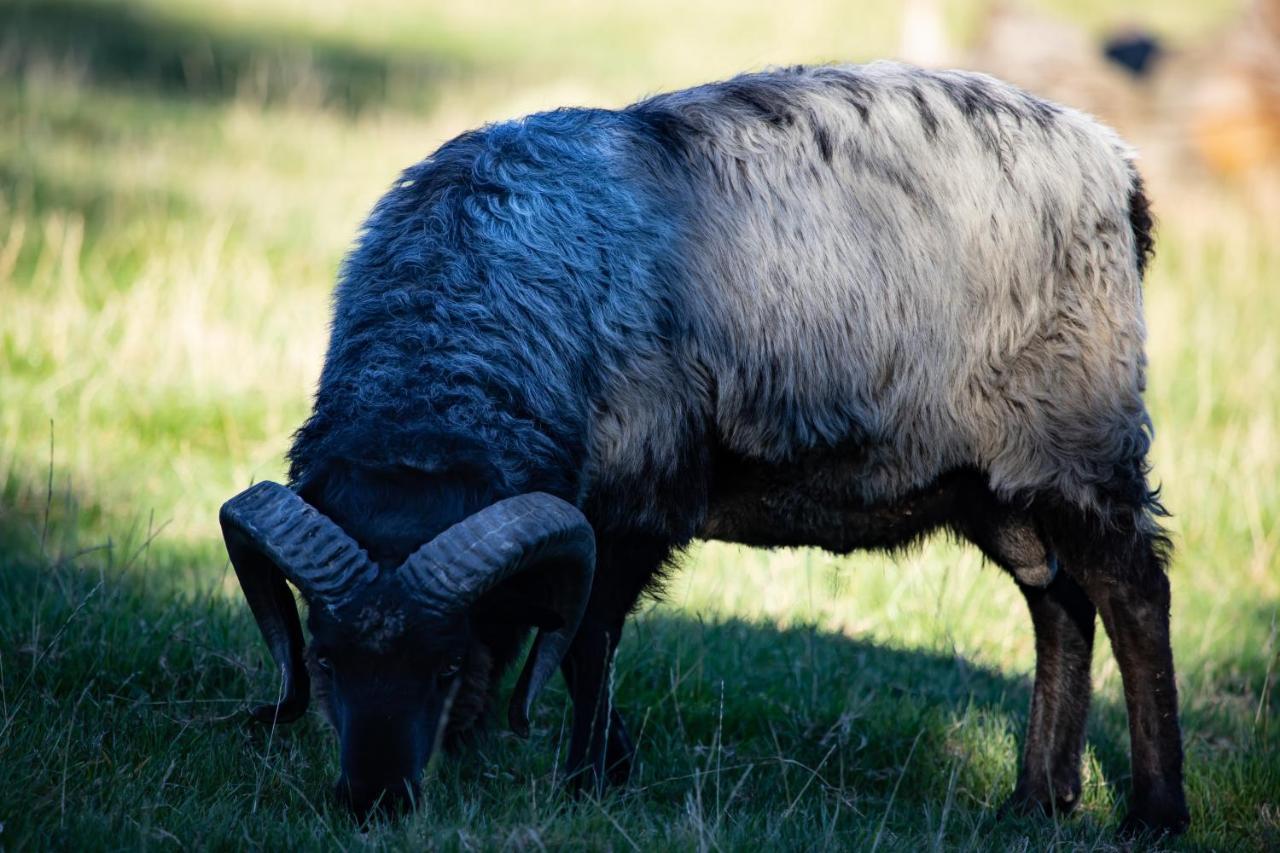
[1103,31,1163,78]
[963,0,1280,182]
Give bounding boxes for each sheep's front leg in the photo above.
[559,532,667,793]
[561,621,633,793]
[1004,571,1096,817]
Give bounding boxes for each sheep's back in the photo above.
[619,62,1151,512]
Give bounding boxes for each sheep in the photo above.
[219,60,1188,834]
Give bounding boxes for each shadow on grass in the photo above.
[3,472,1273,848]
[0,473,1084,845]
[0,0,463,112]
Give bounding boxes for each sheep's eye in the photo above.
[438,657,463,680]
[315,656,334,674]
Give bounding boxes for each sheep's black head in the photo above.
[219,482,595,820]
[303,589,473,817]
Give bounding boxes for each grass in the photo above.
[1,0,1278,848]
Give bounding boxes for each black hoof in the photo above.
[248,699,307,725]
[997,782,1083,821]
[605,751,634,787]
[563,754,632,798]
[564,711,634,796]
[563,764,608,799]
[1118,798,1190,839]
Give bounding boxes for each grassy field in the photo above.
[2,0,1278,849]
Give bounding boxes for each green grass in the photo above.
[1,0,1278,849]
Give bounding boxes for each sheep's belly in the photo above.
[700,445,972,553]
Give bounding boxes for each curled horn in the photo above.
[396,492,596,737]
[220,481,378,722]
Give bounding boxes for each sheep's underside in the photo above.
[702,447,1058,586]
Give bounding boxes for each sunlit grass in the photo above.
[1,0,1277,849]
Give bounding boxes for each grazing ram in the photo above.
[220,61,1188,834]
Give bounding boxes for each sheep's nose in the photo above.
[334,776,418,820]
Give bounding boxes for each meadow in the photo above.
[1,0,1277,849]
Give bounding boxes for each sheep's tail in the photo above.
[1125,171,1169,571]
[1128,173,1156,279]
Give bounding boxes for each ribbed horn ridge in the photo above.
[221,481,378,608]
[396,492,596,736]
[220,480,378,724]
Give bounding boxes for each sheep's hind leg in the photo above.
[1003,573,1096,818]
[1080,537,1188,836]
[955,496,1093,818]
[1037,505,1189,836]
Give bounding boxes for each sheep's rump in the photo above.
[595,62,1154,521]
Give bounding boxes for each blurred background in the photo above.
[2,0,1278,538]
[1,0,1277,848]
